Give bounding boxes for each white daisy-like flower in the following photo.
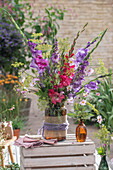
[83,93,88,98]
[79,100,86,105]
[67,97,74,103]
[67,85,72,91]
[3,121,8,127]
[23,87,29,91]
[87,68,94,76]
[97,115,102,124]
[69,58,75,66]
[30,78,39,87]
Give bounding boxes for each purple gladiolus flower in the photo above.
[51,52,60,63]
[97,80,101,84]
[30,54,49,74]
[50,40,60,63]
[85,81,98,91]
[76,48,88,63]
[30,58,39,69]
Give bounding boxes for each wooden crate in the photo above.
[20,134,95,170]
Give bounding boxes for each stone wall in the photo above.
[25,0,113,70]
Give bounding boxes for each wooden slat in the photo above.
[23,144,95,157]
[31,166,95,170]
[21,134,94,144]
[23,155,95,168]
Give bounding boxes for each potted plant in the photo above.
[12,116,24,140]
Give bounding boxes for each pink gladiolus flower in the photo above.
[97,115,102,124]
[51,92,65,105]
[49,89,65,105]
[49,89,55,97]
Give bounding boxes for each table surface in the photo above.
[21,134,94,147]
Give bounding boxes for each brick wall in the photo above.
[25,0,113,70]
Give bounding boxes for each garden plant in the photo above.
[88,69,113,133]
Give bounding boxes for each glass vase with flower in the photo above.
[94,125,113,170]
[68,96,95,142]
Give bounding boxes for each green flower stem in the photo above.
[78,28,107,70]
[69,22,88,57]
[86,29,107,59]
[80,73,113,90]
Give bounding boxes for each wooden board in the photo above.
[23,155,95,167]
[20,134,95,170]
[25,167,95,170]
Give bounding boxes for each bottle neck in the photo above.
[79,119,83,125]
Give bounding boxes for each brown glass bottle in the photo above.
[76,119,87,142]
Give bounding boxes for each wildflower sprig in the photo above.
[86,102,99,115]
[94,125,113,156]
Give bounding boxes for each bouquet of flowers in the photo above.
[25,23,108,116]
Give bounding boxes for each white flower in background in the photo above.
[1,139,5,143]
[79,100,86,105]
[67,85,72,91]
[87,68,94,76]
[23,87,29,91]
[97,115,102,124]
[111,136,113,140]
[3,121,8,127]
[67,97,74,104]
[21,87,29,94]
[69,58,75,66]
[83,93,88,98]
[30,78,39,87]
[22,77,25,83]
